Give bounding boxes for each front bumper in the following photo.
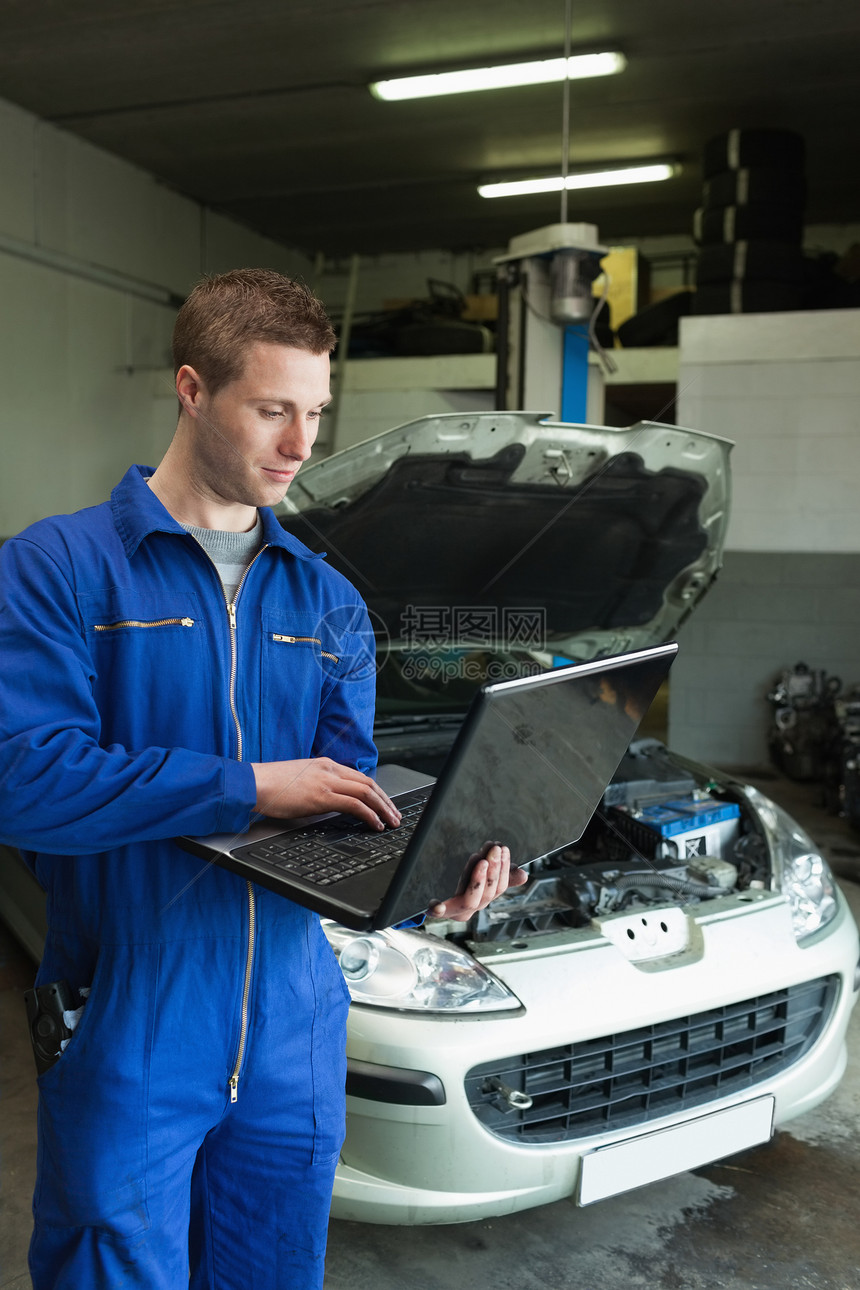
[332,889,859,1224]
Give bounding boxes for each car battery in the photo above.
[609,795,740,863]
[634,796,741,861]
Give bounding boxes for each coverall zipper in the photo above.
[94,617,195,630]
[272,633,339,662]
[223,544,268,1104]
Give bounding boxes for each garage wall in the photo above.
[318,249,499,317]
[669,310,860,768]
[0,95,313,536]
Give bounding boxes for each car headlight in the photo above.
[741,785,839,941]
[323,923,520,1013]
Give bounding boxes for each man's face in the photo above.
[178,341,331,510]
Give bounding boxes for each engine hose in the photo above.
[613,873,719,899]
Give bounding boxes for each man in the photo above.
[0,269,525,1289]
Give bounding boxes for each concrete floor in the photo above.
[2,771,859,1290]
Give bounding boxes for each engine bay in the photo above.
[459,739,770,944]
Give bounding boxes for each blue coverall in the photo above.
[0,464,379,1288]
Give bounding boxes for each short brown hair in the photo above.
[172,268,336,395]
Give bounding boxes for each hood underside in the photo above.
[278,412,732,660]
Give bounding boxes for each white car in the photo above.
[278,411,860,1224]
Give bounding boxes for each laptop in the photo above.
[179,642,677,931]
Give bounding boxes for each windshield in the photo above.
[375,647,550,719]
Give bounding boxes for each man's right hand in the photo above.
[251,758,401,831]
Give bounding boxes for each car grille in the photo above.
[465,976,839,1143]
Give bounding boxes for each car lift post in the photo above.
[494,224,606,423]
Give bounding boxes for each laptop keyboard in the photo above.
[233,786,432,886]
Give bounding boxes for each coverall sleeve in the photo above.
[306,599,430,929]
[0,538,257,855]
[310,603,379,776]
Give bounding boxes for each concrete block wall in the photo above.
[670,311,860,768]
[669,552,860,768]
[331,387,494,453]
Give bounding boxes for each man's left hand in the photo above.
[427,843,527,921]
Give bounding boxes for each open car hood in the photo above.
[278,412,732,661]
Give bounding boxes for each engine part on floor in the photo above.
[820,688,860,830]
[767,662,841,781]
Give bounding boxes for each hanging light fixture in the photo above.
[478,3,675,204]
[479,163,676,199]
[369,51,626,101]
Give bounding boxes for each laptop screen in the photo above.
[387,644,676,920]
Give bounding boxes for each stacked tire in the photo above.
[693,128,806,315]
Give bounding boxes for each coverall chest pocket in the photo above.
[80,589,213,751]
[259,609,342,761]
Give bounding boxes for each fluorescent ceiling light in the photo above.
[479,164,675,199]
[370,52,626,101]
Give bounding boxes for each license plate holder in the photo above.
[577,1095,775,1206]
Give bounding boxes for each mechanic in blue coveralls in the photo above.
[0,269,527,1290]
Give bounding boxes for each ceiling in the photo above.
[0,0,858,258]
